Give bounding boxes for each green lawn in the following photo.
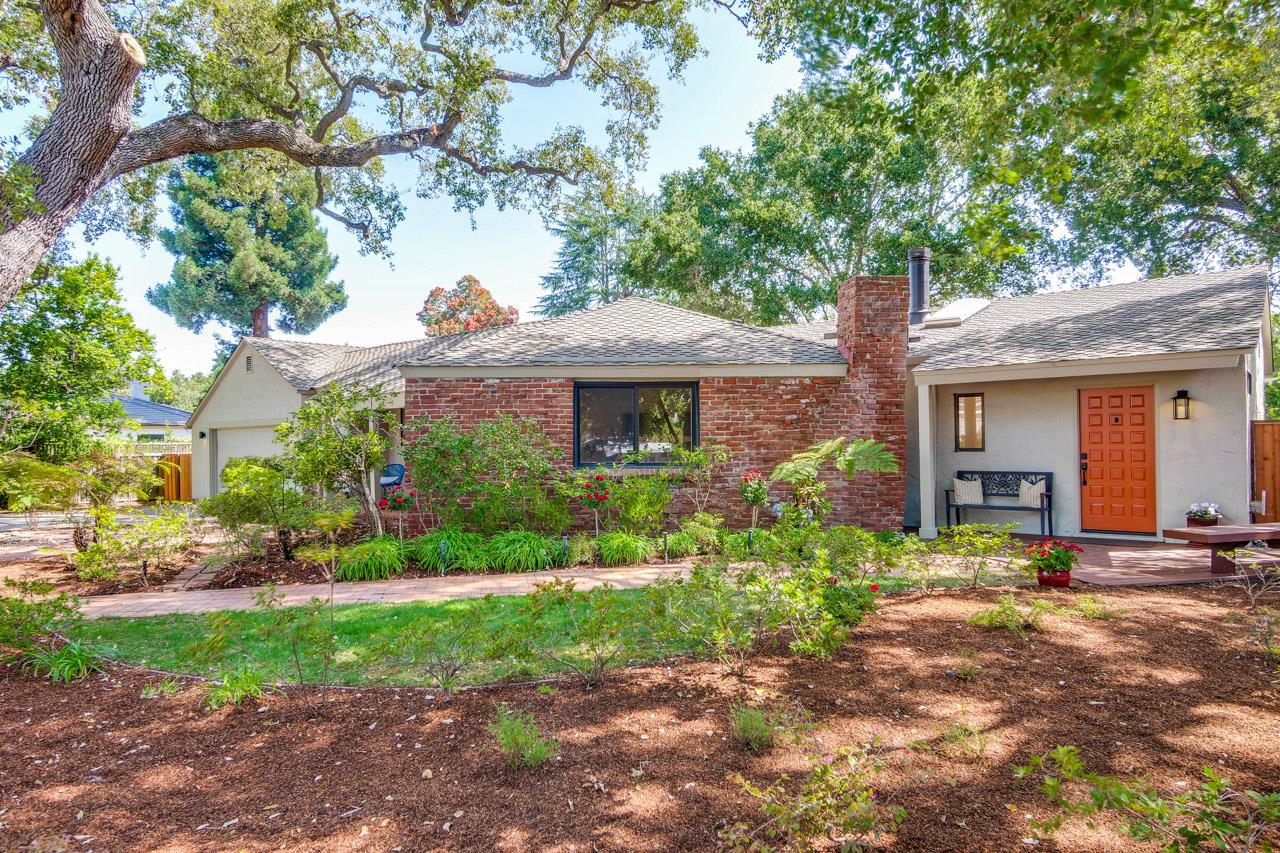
[72,589,695,687]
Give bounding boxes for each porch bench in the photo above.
[945,470,1054,536]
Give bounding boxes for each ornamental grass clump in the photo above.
[729,703,775,751]
[21,640,102,683]
[336,536,407,581]
[486,530,554,573]
[597,531,655,566]
[405,527,486,574]
[490,704,559,769]
[968,594,1043,637]
[663,530,699,560]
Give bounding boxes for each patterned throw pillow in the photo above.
[1019,478,1046,508]
[953,477,983,505]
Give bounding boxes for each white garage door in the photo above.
[213,427,282,493]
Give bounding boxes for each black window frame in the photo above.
[954,392,985,452]
[573,381,700,468]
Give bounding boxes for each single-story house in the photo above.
[187,257,1272,542]
[112,381,193,442]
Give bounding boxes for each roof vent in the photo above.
[245,354,254,373]
[923,297,990,328]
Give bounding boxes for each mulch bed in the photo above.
[2,585,1278,851]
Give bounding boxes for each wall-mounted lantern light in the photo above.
[1172,389,1191,420]
[198,430,207,439]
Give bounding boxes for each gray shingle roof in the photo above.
[403,298,845,367]
[246,338,356,389]
[913,265,1269,372]
[110,395,192,425]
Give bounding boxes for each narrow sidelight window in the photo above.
[574,382,698,466]
[955,393,984,451]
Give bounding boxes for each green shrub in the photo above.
[597,532,655,566]
[663,530,699,559]
[336,536,407,581]
[968,594,1043,637]
[486,530,554,573]
[490,704,559,769]
[723,528,780,560]
[21,641,101,683]
[203,665,268,710]
[680,512,724,553]
[198,458,313,559]
[70,504,192,584]
[405,527,486,574]
[367,604,491,693]
[507,578,632,686]
[611,473,673,535]
[566,532,599,565]
[0,578,81,652]
[729,704,774,751]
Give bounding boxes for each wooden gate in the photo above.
[1251,421,1280,523]
[156,453,193,502]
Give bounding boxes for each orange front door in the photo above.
[1078,386,1156,534]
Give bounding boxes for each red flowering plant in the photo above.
[567,468,611,537]
[379,486,418,541]
[1022,538,1083,576]
[738,470,770,530]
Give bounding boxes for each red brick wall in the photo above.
[398,275,910,533]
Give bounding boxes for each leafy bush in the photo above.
[820,581,878,628]
[663,530,699,559]
[254,586,336,684]
[566,532,599,565]
[404,414,569,534]
[21,640,101,683]
[1016,745,1280,850]
[935,523,1018,587]
[968,594,1043,637]
[336,536,407,581]
[486,530,555,573]
[203,665,268,710]
[729,704,774,751]
[508,578,633,686]
[368,603,491,693]
[723,528,781,560]
[406,527,487,574]
[198,457,314,559]
[647,565,767,675]
[720,744,905,851]
[597,531,655,566]
[680,511,725,554]
[70,503,192,584]
[490,704,559,769]
[610,472,672,534]
[0,577,80,652]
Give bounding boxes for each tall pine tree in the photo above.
[535,189,652,317]
[148,154,347,340]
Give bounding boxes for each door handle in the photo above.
[1080,461,1088,486]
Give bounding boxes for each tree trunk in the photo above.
[0,0,145,304]
[251,299,270,337]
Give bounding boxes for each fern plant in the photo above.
[597,532,655,566]
[336,536,407,581]
[405,527,485,574]
[21,641,102,683]
[486,530,553,572]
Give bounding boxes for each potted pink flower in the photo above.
[1022,538,1082,588]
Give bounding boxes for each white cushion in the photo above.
[953,477,983,505]
[1019,478,1046,508]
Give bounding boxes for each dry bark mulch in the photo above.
[2,585,1278,852]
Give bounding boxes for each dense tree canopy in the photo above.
[625,75,1045,324]
[148,369,217,412]
[0,0,747,303]
[0,258,163,461]
[147,153,347,339]
[536,187,653,317]
[417,274,518,336]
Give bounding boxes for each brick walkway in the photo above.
[79,563,693,620]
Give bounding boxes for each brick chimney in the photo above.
[822,273,910,529]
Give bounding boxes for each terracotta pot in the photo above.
[1036,570,1071,588]
[1187,516,1219,527]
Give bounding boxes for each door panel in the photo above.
[213,427,281,494]
[1078,386,1156,533]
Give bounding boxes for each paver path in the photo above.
[79,562,693,620]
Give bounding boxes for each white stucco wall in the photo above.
[188,344,303,500]
[924,363,1251,537]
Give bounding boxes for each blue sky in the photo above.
[56,11,802,376]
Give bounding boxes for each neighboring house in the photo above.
[112,381,193,442]
[188,260,1272,543]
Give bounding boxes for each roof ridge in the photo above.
[620,297,842,349]
[979,263,1270,309]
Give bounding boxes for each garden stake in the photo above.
[663,532,668,563]
[747,528,754,553]
[561,535,569,563]
[439,540,448,576]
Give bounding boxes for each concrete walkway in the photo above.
[79,563,692,620]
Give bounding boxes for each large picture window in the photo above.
[574,382,698,466]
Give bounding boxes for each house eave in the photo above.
[397,363,849,379]
[911,348,1251,386]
